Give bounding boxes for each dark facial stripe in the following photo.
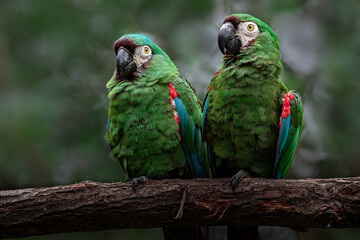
[223,16,241,29]
[113,38,137,55]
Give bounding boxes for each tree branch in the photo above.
[1,177,360,238]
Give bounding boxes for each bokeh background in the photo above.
[0,0,359,239]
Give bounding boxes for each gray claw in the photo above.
[131,176,148,192]
[230,170,251,194]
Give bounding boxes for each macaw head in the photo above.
[112,34,177,83]
[218,14,280,60]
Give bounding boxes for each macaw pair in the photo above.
[105,13,303,240]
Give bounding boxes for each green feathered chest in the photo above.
[106,82,188,179]
[205,65,287,177]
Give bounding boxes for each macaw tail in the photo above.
[227,226,260,240]
[163,226,209,240]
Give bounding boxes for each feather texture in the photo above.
[203,14,303,179]
[105,36,209,179]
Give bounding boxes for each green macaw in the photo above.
[105,34,212,240]
[202,14,304,239]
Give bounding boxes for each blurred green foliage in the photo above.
[0,0,359,239]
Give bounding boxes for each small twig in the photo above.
[175,185,188,219]
[296,230,306,240]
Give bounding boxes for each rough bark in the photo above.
[1,177,360,238]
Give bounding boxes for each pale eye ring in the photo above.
[143,46,151,55]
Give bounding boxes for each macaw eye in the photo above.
[247,24,254,31]
[143,46,151,55]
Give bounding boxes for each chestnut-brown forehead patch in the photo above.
[223,16,241,29]
[113,38,137,55]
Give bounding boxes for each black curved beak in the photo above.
[218,22,242,56]
[116,48,137,80]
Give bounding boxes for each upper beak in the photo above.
[218,22,242,56]
[116,48,137,80]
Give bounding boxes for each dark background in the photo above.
[0,0,359,239]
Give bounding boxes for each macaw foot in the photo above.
[230,169,251,194]
[131,175,148,192]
